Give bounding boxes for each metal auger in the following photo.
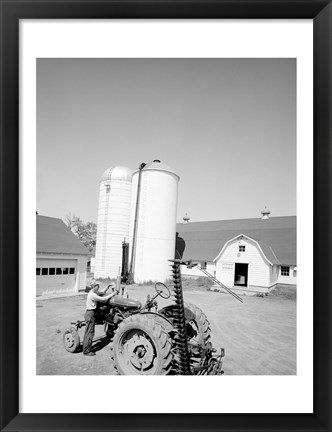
[169,259,191,375]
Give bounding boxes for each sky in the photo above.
[37,58,296,224]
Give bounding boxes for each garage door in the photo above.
[36,258,77,296]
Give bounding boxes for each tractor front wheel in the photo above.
[63,327,80,353]
[110,315,172,375]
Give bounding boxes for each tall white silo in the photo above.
[129,160,179,283]
[94,166,133,279]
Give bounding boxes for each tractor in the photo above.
[63,259,242,375]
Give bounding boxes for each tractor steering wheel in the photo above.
[155,282,171,299]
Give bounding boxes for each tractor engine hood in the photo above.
[110,295,142,309]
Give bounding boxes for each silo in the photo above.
[94,166,133,279]
[129,160,180,283]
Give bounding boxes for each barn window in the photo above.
[36,268,41,276]
[49,268,55,275]
[41,268,48,276]
[69,268,75,274]
[239,245,246,252]
[281,266,290,276]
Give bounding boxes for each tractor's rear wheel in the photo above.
[184,302,212,350]
[110,315,172,375]
[159,302,212,349]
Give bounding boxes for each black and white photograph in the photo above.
[36,57,297,376]
[3,0,332,427]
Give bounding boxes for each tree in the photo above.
[64,214,97,253]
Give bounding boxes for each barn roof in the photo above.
[176,216,296,266]
[37,215,90,255]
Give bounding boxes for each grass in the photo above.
[269,284,297,300]
[179,276,214,291]
[88,274,296,299]
[99,276,214,290]
[130,276,214,291]
[135,280,156,287]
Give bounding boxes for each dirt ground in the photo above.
[36,285,296,375]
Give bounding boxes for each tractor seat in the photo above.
[110,295,142,309]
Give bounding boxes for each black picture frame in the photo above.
[0,1,331,431]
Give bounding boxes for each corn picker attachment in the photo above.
[63,259,242,375]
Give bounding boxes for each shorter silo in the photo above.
[129,160,180,283]
[94,166,133,279]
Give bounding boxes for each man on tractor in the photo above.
[83,281,118,356]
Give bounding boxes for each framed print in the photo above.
[0,1,331,431]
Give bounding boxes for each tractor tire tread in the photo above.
[110,314,172,375]
[183,302,212,349]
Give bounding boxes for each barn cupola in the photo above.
[261,206,271,220]
[183,213,190,224]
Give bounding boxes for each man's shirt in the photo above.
[86,291,106,310]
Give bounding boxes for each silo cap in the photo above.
[100,166,133,183]
[138,160,179,180]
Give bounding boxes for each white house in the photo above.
[36,215,91,296]
[175,215,296,294]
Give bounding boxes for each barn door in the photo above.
[234,263,248,287]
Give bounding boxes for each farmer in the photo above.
[82,281,117,356]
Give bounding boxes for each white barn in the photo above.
[176,216,296,294]
[36,215,90,296]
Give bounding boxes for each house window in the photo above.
[49,268,55,275]
[36,268,41,276]
[239,245,246,252]
[281,266,290,276]
[69,268,75,274]
[63,268,69,275]
[201,262,207,270]
[56,268,62,275]
[41,268,48,276]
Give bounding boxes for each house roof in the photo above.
[176,216,296,266]
[37,215,90,255]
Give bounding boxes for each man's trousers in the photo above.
[83,310,96,354]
